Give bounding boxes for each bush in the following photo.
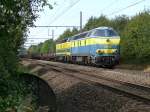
[0,0,52,111]
[121,11,150,63]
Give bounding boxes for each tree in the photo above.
[83,16,97,30]
[121,11,150,63]
[0,0,52,111]
[58,29,73,40]
[28,39,56,55]
[0,0,52,76]
[72,28,79,35]
[40,39,55,54]
[110,15,129,34]
[28,45,39,55]
[84,15,110,31]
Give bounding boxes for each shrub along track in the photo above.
[24,59,150,103]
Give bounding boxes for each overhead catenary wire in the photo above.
[108,0,146,16]
[32,25,80,28]
[100,0,119,14]
[49,0,81,25]
[27,38,55,39]
[27,0,146,47]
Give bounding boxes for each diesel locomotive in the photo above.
[56,27,120,67]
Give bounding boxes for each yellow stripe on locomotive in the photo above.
[70,37,120,47]
[56,27,120,67]
[56,42,71,56]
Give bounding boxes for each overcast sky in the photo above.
[25,0,149,48]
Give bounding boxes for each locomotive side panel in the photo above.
[56,27,120,67]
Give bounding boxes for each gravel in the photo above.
[22,59,150,112]
[37,60,150,87]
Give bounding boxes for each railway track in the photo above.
[23,59,150,103]
[30,60,150,103]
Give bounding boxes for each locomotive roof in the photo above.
[69,31,89,41]
[72,31,89,36]
[94,26,113,30]
[56,26,115,43]
[56,37,70,43]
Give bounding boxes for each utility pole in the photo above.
[80,11,82,32]
[52,29,54,40]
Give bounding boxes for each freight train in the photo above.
[26,27,120,68]
[56,27,120,68]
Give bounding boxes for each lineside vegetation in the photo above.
[0,0,52,111]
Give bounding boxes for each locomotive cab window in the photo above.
[90,29,106,37]
[106,29,118,37]
[80,32,88,38]
[87,31,92,37]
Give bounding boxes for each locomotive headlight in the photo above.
[113,50,118,54]
[96,49,104,54]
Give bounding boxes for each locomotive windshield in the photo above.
[92,29,106,37]
[90,29,118,37]
[106,29,118,37]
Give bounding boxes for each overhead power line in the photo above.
[27,38,52,39]
[108,0,146,16]
[101,0,119,13]
[33,25,80,28]
[28,35,58,37]
[24,43,40,44]
[49,0,81,25]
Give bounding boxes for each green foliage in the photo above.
[28,39,56,55]
[121,11,150,63]
[58,28,79,40]
[0,0,51,76]
[28,28,77,55]
[84,15,110,31]
[110,15,129,34]
[0,77,34,112]
[0,0,52,111]
[28,45,41,55]
[58,29,72,40]
[40,39,56,54]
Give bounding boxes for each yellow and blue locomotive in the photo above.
[56,27,120,67]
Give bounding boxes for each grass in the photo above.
[116,59,150,72]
